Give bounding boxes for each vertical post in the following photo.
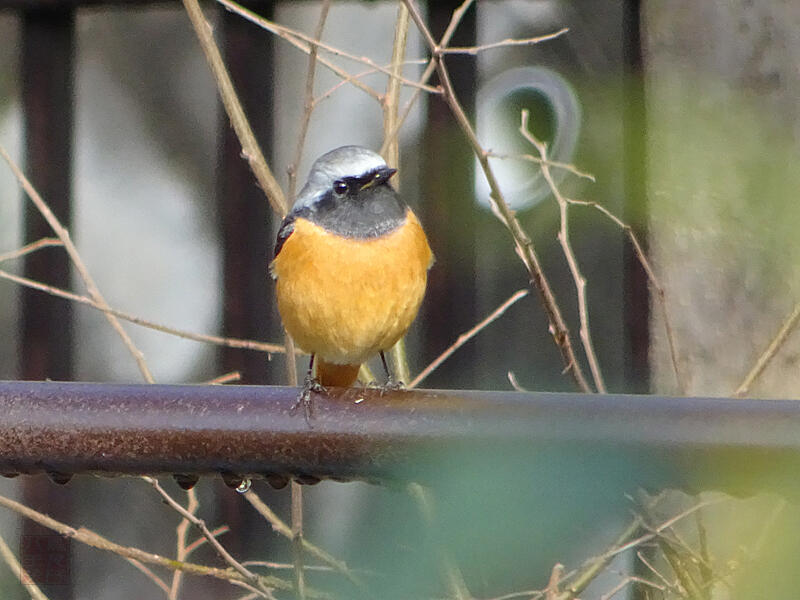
[420,0,479,388]
[214,0,279,586]
[622,0,650,394]
[217,0,278,386]
[20,7,76,600]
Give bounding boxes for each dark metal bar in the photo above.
[20,11,76,600]
[420,0,479,388]
[217,0,278,386]
[2,381,800,498]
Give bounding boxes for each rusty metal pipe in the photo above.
[1,380,799,496]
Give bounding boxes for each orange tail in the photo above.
[316,359,360,388]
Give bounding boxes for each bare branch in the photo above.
[0,268,289,355]
[144,477,273,598]
[735,301,800,397]
[441,29,569,55]
[217,0,438,96]
[409,289,529,389]
[520,110,606,393]
[0,237,63,264]
[169,488,199,600]
[0,530,51,600]
[564,198,685,394]
[242,490,366,591]
[0,144,155,383]
[0,492,294,594]
[402,0,592,392]
[182,0,287,216]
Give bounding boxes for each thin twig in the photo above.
[182,0,287,216]
[0,530,50,600]
[125,559,173,596]
[441,29,569,55]
[144,477,273,598]
[184,526,230,556]
[384,2,412,385]
[216,0,438,96]
[545,563,564,600]
[409,289,529,388]
[735,301,800,397]
[0,237,63,264]
[0,268,289,355]
[565,198,684,394]
[242,490,366,590]
[290,482,306,600]
[520,110,606,393]
[380,0,475,155]
[485,150,595,182]
[0,492,294,594]
[0,144,155,383]
[402,0,591,392]
[169,488,199,600]
[205,371,243,385]
[287,0,331,204]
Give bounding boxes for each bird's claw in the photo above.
[291,375,327,426]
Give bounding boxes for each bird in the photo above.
[270,145,433,412]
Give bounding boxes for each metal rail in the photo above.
[1,380,799,497]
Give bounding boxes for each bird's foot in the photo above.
[379,377,404,396]
[291,375,327,426]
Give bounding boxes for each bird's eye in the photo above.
[333,180,348,194]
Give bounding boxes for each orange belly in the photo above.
[271,209,432,367]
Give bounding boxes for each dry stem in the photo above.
[735,300,800,396]
[0,492,296,594]
[168,488,199,600]
[0,268,288,355]
[0,144,154,383]
[182,0,287,217]
[0,530,50,600]
[409,289,528,388]
[401,0,589,392]
[519,110,606,393]
[242,490,366,590]
[144,477,275,598]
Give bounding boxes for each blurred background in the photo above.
[0,0,799,598]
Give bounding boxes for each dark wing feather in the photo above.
[273,215,296,258]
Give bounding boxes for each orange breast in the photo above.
[271,209,433,365]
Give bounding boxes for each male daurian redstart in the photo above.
[270,146,433,404]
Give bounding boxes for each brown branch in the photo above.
[144,477,274,598]
[290,482,306,600]
[564,198,685,394]
[182,0,287,217]
[287,0,331,204]
[409,289,529,389]
[383,2,412,385]
[0,530,50,600]
[0,144,155,383]
[0,268,289,355]
[242,490,366,590]
[485,150,595,182]
[520,110,606,393]
[402,0,592,392]
[205,371,243,385]
[216,0,438,96]
[735,300,800,397]
[380,0,474,155]
[0,237,63,264]
[440,29,569,55]
[0,492,296,594]
[169,488,199,600]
